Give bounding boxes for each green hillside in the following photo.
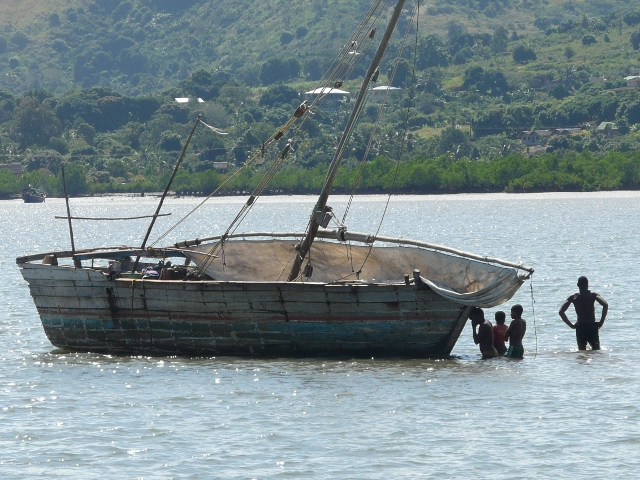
[0,0,636,95]
[2,0,640,196]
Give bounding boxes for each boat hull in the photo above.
[20,263,470,358]
[22,193,45,203]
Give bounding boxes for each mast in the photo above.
[132,115,201,272]
[288,0,407,281]
[61,164,81,268]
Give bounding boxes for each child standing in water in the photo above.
[493,311,508,356]
[505,304,527,358]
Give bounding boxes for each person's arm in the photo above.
[595,294,608,328]
[504,323,511,343]
[478,323,491,346]
[472,321,480,345]
[559,297,576,329]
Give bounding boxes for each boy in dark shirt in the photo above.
[504,304,526,359]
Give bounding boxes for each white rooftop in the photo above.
[304,87,350,95]
[175,97,205,103]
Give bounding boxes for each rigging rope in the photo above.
[530,275,538,359]
[308,0,387,106]
[200,120,228,135]
[277,2,409,282]
[151,13,383,252]
[343,0,419,224]
[154,1,392,276]
[147,0,401,283]
[150,111,305,248]
[338,0,420,279]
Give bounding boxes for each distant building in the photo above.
[213,162,228,171]
[551,127,583,136]
[0,163,24,175]
[595,122,619,137]
[529,76,557,89]
[517,130,552,146]
[589,76,606,83]
[304,87,349,111]
[624,76,640,88]
[370,85,401,103]
[175,98,205,103]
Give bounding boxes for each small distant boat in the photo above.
[22,187,46,203]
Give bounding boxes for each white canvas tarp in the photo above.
[184,238,527,308]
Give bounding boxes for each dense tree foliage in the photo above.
[12,96,61,149]
[3,149,640,197]
[259,58,301,85]
[512,44,537,63]
[0,0,639,198]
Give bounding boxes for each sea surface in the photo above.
[1,192,639,479]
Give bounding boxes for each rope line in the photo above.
[530,275,538,359]
[173,1,391,277]
[350,0,420,278]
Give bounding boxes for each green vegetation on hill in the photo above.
[1,0,640,197]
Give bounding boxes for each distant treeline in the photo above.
[3,150,640,198]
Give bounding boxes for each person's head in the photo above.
[469,307,485,326]
[495,311,506,325]
[511,304,523,319]
[577,276,589,290]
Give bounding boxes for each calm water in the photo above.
[1,192,639,479]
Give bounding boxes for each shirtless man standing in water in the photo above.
[559,276,609,350]
[469,307,499,359]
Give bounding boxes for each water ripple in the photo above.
[2,193,640,478]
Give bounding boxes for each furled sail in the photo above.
[415,268,524,308]
[183,236,529,308]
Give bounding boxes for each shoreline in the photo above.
[6,190,640,202]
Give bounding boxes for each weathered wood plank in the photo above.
[30,287,458,316]
[27,284,111,298]
[21,264,108,282]
[23,262,471,357]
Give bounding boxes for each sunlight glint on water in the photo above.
[1,192,639,478]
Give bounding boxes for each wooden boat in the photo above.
[21,187,46,203]
[16,0,533,358]
[17,231,532,357]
